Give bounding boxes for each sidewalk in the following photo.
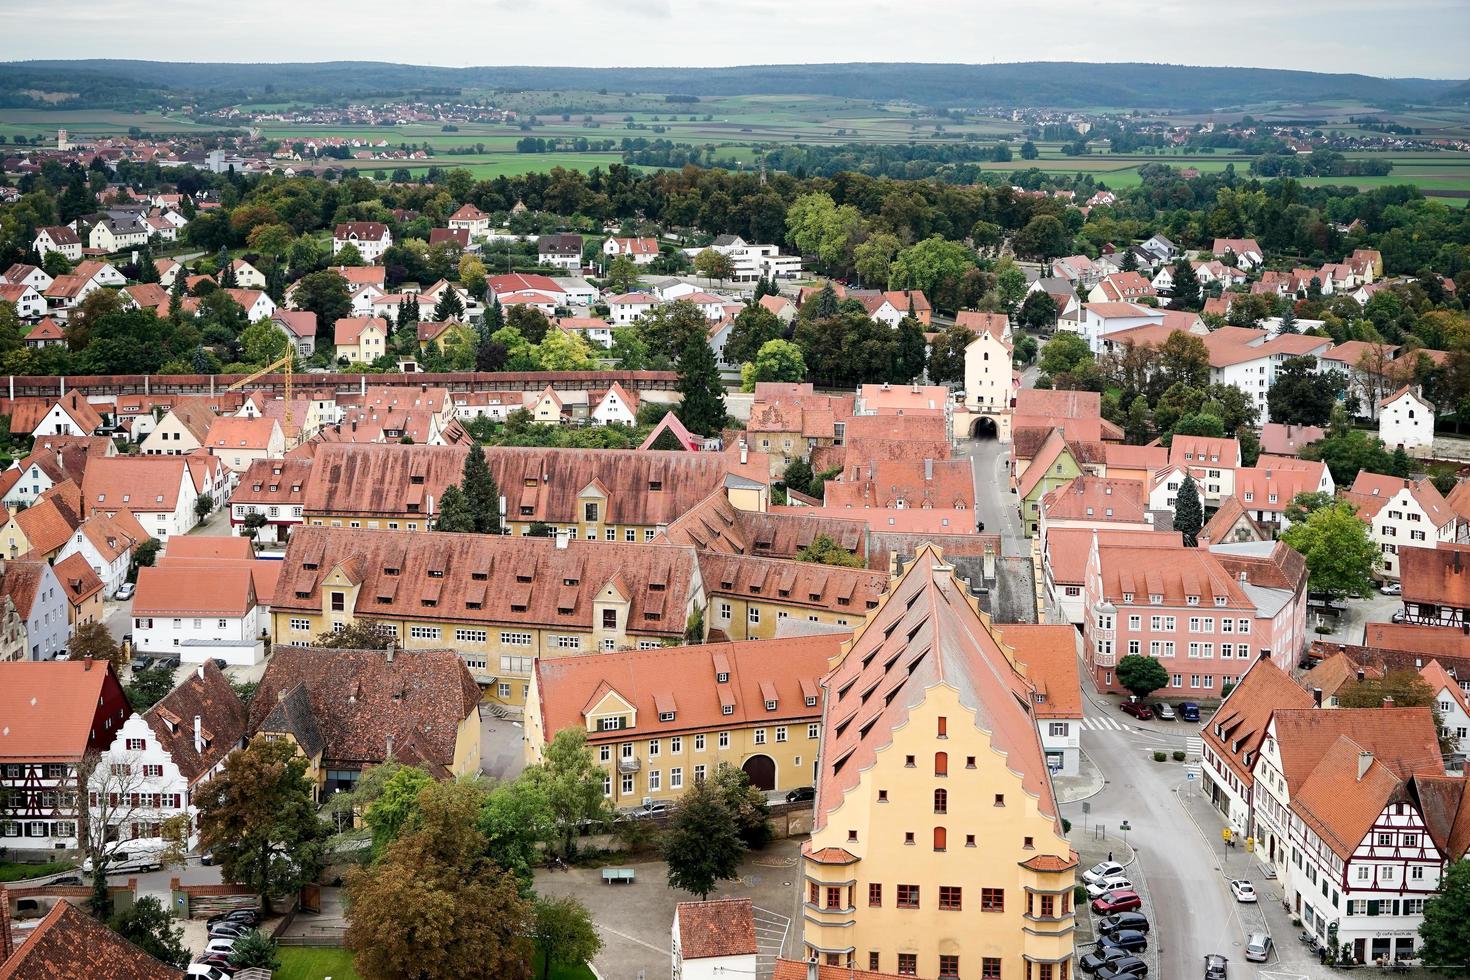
[1054,749,1105,804]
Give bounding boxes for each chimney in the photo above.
[1258,647,1270,660]
[1312,687,1322,707]
[193,715,203,754]
[924,459,933,481]
[84,658,92,671]
[386,642,396,664]
[807,956,819,980]
[1356,669,1365,683]
[1357,750,1373,780]
[740,443,748,465]
[556,528,570,550]
[197,665,205,681]
[386,734,395,759]
[1382,696,1395,709]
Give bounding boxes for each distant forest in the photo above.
[1,60,1465,112]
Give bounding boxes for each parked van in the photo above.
[81,839,166,875]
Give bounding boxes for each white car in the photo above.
[1086,876,1134,900]
[1082,861,1126,885]
[202,938,238,957]
[1230,879,1258,903]
[186,968,231,980]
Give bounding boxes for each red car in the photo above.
[1120,701,1154,721]
[1092,889,1142,915]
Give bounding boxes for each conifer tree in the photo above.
[1173,472,1204,546]
[461,443,502,534]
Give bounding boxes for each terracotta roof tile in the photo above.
[1203,658,1314,786]
[0,660,124,762]
[144,662,247,784]
[675,898,757,960]
[0,898,183,980]
[998,624,1081,718]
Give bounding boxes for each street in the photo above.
[957,434,1027,558]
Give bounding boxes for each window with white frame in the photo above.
[555,635,582,650]
[456,628,488,643]
[500,655,533,674]
[670,767,683,789]
[289,618,310,632]
[718,731,730,749]
[501,631,532,646]
[409,625,441,640]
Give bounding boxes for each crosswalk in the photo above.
[1081,715,1129,731]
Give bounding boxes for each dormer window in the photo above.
[722,705,734,716]
[384,566,399,576]
[410,475,425,485]
[1187,595,1199,606]
[659,711,675,722]
[765,700,777,711]
[1149,593,1162,604]
[1123,592,1133,603]
[805,696,818,707]
[716,671,729,683]
[1214,596,1227,606]
[648,480,662,491]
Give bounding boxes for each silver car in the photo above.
[1245,933,1272,962]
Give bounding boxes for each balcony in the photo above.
[1093,649,1117,668]
[617,757,641,773]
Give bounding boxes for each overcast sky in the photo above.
[8,0,1469,79]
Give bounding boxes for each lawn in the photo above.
[275,947,359,980]
[274,946,593,980]
[0,860,74,882]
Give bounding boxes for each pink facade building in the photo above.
[1082,537,1309,696]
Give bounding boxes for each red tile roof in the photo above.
[676,899,757,960]
[0,660,124,762]
[133,564,256,618]
[1203,657,1314,787]
[998,624,1081,718]
[1270,707,1443,793]
[0,898,183,979]
[145,661,247,784]
[1399,543,1470,608]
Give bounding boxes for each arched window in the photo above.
[934,788,948,814]
[933,826,947,852]
[934,751,948,776]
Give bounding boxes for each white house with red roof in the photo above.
[1378,386,1435,452]
[447,204,491,237]
[591,383,638,426]
[1072,301,1164,354]
[603,236,660,265]
[271,309,317,357]
[228,259,266,290]
[3,263,53,293]
[0,283,46,320]
[1087,271,1157,304]
[332,222,392,264]
[32,225,82,261]
[1212,238,1264,270]
[220,287,276,323]
[1343,473,1456,580]
[608,292,660,325]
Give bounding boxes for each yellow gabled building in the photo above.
[801,545,1076,979]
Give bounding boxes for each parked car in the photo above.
[1179,702,1201,722]
[1391,610,1407,624]
[202,938,238,957]
[194,952,234,972]
[1086,876,1135,900]
[1098,912,1150,936]
[185,966,232,980]
[207,922,251,941]
[211,658,228,670]
[1091,890,1142,915]
[1082,861,1127,885]
[1204,953,1229,979]
[1095,957,1148,980]
[785,786,816,803]
[162,656,181,669]
[129,656,150,672]
[200,849,215,866]
[114,582,135,601]
[1244,933,1273,962]
[1101,930,1149,953]
[1380,582,1402,595]
[1150,701,1176,721]
[1079,946,1133,974]
[1230,879,1258,903]
[82,841,165,874]
[207,909,260,927]
[1120,701,1154,720]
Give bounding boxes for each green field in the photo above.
[4,92,1470,199]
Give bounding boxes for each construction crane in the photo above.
[225,352,293,431]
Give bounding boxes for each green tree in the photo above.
[1172,473,1204,546]
[694,247,734,286]
[1012,214,1068,261]
[853,232,901,289]
[478,777,553,890]
[748,339,806,386]
[996,264,1028,313]
[433,286,465,322]
[1269,357,1343,428]
[1283,491,1334,526]
[68,619,123,671]
[675,324,727,436]
[712,763,773,849]
[228,929,282,971]
[1168,260,1201,310]
[1116,654,1170,699]
[785,192,868,274]
[926,322,972,385]
[1158,331,1210,390]
[128,537,161,583]
[889,237,976,312]
[1419,858,1470,976]
[606,255,640,294]
[507,305,550,344]
[1124,397,1152,444]
[663,778,747,900]
[781,459,815,499]
[124,664,176,712]
[524,728,611,858]
[462,443,502,535]
[1020,141,1039,160]
[1172,413,1225,438]
[1281,500,1381,601]
[1038,332,1093,377]
[1017,290,1058,332]
[1302,428,1398,487]
[796,534,865,568]
[109,896,189,968]
[194,738,328,913]
[315,620,394,649]
[532,897,603,980]
[334,242,365,267]
[434,484,475,533]
[723,305,784,367]
[363,765,436,859]
[534,330,594,371]
[239,318,288,366]
[345,781,532,980]
[290,270,352,333]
